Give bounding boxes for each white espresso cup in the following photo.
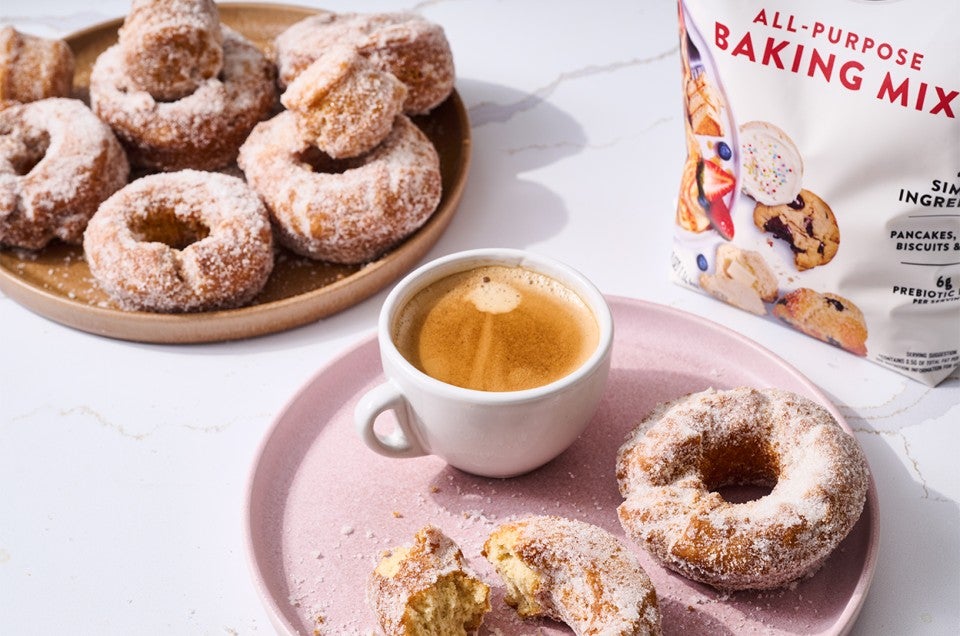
[354,248,613,478]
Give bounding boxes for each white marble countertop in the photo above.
[1,1,957,634]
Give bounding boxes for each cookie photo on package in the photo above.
[670,0,960,386]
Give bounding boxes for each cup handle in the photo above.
[354,381,428,458]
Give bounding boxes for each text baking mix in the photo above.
[671,0,959,385]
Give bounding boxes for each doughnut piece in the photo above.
[89,26,277,172]
[0,98,128,249]
[773,288,868,356]
[482,516,662,636]
[367,525,490,635]
[238,111,441,264]
[83,170,274,313]
[271,12,455,114]
[280,44,407,159]
[616,387,869,591]
[117,0,223,102]
[0,26,75,103]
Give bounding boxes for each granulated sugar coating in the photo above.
[269,11,455,115]
[483,515,662,635]
[367,525,490,634]
[117,0,223,101]
[616,387,869,591]
[0,98,129,250]
[89,26,276,171]
[238,111,440,264]
[280,43,407,159]
[83,170,274,312]
[0,26,75,102]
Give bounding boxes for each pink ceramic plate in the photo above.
[245,296,879,635]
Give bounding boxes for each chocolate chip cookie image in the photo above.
[754,189,839,271]
[773,288,867,356]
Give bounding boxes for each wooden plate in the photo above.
[0,3,471,343]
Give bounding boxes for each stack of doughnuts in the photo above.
[239,12,451,264]
[89,0,277,172]
[269,11,456,115]
[117,0,224,102]
[279,44,408,160]
[1,3,457,313]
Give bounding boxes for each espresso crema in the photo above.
[392,265,599,391]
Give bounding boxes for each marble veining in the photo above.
[0,1,957,635]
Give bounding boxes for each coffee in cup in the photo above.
[391,265,600,392]
[355,248,613,478]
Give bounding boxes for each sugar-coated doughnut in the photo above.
[271,12,455,114]
[117,0,223,102]
[0,98,128,250]
[89,26,277,172]
[280,44,407,159]
[483,515,662,636]
[266,9,343,83]
[352,13,455,115]
[367,525,490,635]
[237,111,441,264]
[83,170,274,313]
[616,387,869,591]
[0,27,75,103]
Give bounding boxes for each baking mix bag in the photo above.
[671,0,959,386]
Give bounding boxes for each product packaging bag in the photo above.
[671,0,959,385]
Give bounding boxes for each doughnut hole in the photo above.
[297,145,365,174]
[129,205,210,250]
[700,433,780,504]
[1,128,50,176]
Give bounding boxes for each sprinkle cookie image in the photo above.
[738,121,803,206]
